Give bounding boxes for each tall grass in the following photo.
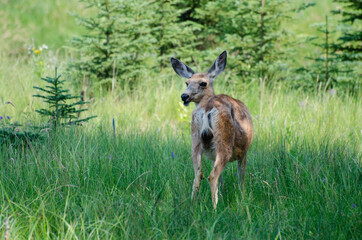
[1,75,360,238]
[0,125,360,238]
[0,0,360,238]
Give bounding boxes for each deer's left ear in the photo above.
[208,51,227,80]
[170,57,195,79]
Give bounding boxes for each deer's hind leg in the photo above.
[237,155,247,188]
[208,108,235,209]
[208,151,230,209]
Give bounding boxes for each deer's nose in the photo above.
[181,93,189,102]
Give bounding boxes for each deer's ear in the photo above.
[208,51,227,80]
[170,57,195,79]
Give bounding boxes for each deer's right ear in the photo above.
[170,57,195,79]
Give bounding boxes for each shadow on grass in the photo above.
[0,127,360,239]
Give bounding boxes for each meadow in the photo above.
[0,0,361,239]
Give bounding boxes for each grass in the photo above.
[0,0,86,54]
[0,0,361,238]
[0,35,361,240]
[0,83,361,238]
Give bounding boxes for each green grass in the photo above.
[0,0,86,54]
[0,0,361,239]
[1,83,361,238]
[0,40,361,240]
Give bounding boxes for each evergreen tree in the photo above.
[296,16,340,91]
[331,0,361,94]
[149,0,202,69]
[177,0,204,23]
[34,68,96,131]
[332,0,362,62]
[195,0,290,84]
[69,0,154,93]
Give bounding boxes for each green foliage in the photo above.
[69,0,154,91]
[332,0,362,61]
[1,0,360,95]
[1,1,361,238]
[295,16,340,91]
[33,67,96,130]
[331,0,362,93]
[292,1,361,94]
[68,0,204,93]
[0,117,42,146]
[0,89,360,238]
[193,0,291,85]
[65,0,359,95]
[149,0,202,69]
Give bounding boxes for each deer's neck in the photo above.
[194,88,215,108]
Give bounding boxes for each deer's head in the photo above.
[171,51,227,106]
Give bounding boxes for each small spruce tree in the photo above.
[33,68,96,131]
[301,16,340,91]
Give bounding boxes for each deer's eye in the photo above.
[200,82,207,87]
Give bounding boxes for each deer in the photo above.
[170,51,253,209]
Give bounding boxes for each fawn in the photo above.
[170,51,253,209]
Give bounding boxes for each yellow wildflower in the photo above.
[39,61,43,65]
[34,49,41,55]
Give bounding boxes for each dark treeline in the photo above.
[67,0,361,95]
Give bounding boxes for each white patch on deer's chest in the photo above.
[192,107,219,136]
[192,108,205,134]
[192,107,219,161]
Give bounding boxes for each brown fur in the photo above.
[171,52,253,209]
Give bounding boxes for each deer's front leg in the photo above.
[191,141,203,200]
